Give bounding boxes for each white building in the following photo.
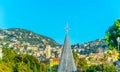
[0,48,2,59]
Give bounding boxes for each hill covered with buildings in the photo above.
[72,39,108,55]
[0,28,61,61]
[0,28,58,47]
[0,28,118,72]
[0,28,109,61]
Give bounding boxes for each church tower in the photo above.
[57,23,77,72]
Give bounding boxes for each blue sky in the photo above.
[0,0,120,44]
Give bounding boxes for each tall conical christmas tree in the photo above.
[57,23,77,72]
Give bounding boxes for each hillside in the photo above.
[72,39,109,55]
[0,28,59,49]
[0,28,109,60]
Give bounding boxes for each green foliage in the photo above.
[0,62,13,72]
[40,63,47,72]
[86,65,96,72]
[77,58,88,72]
[1,47,48,72]
[105,19,120,50]
[2,47,17,62]
[86,64,117,72]
[73,52,88,71]
[73,52,117,72]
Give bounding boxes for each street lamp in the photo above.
[117,37,120,52]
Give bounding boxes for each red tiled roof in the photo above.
[52,58,60,61]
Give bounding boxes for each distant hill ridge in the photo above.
[0,28,108,55]
[71,39,108,55]
[0,28,59,48]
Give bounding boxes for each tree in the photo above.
[77,58,88,72]
[88,56,94,65]
[105,19,120,50]
[22,54,40,72]
[15,62,28,72]
[2,47,47,72]
[86,65,96,72]
[0,62,12,72]
[40,63,47,72]
[2,47,17,62]
[73,52,79,66]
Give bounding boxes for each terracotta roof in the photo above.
[52,58,60,61]
[84,56,88,59]
[91,54,97,56]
